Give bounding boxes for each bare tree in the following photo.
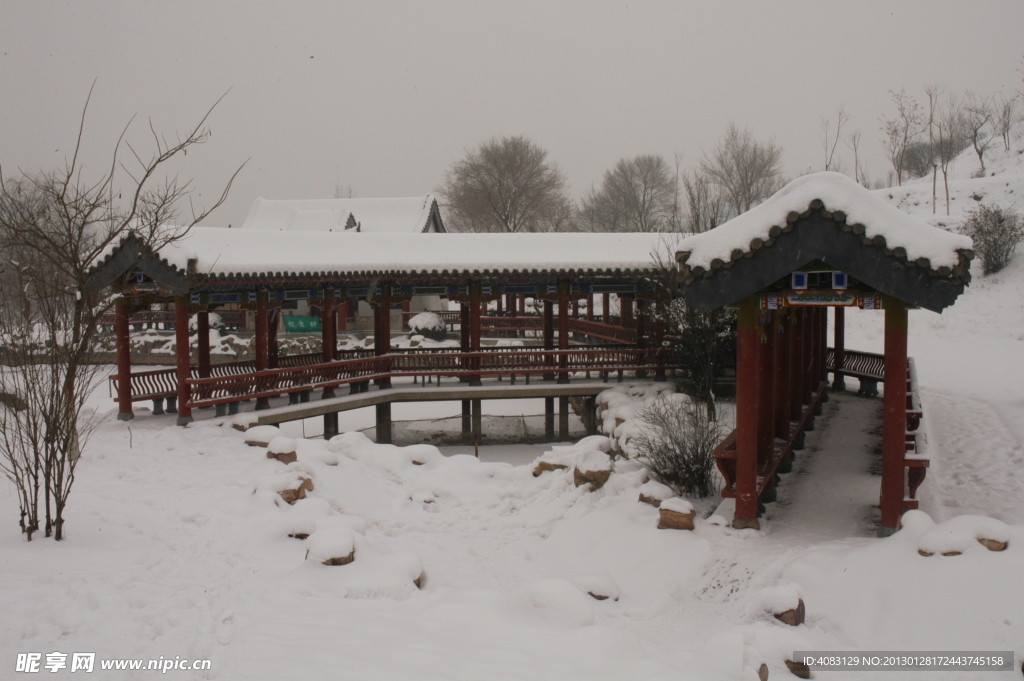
[699,122,784,217]
[821,104,849,172]
[681,169,726,233]
[993,91,1020,152]
[844,130,865,185]
[0,86,242,540]
[879,88,925,186]
[925,84,943,213]
[578,154,676,232]
[437,135,572,233]
[963,92,994,176]
[937,93,968,215]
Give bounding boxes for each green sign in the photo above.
[283,315,322,332]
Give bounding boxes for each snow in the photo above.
[677,171,974,270]
[241,195,441,234]
[267,437,296,455]
[638,480,674,503]
[304,527,355,564]
[916,514,1009,555]
[659,497,694,515]
[407,311,444,331]
[110,229,678,279]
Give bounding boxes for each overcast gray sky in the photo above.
[1,1,1021,227]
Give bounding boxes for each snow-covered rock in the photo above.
[574,573,621,602]
[305,527,356,566]
[515,578,596,629]
[266,436,297,464]
[638,480,675,507]
[657,497,696,530]
[917,514,1010,556]
[244,425,281,447]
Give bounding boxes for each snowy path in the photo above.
[768,393,882,540]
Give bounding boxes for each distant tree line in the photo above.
[438,71,1024,232]
[437,124,784,235]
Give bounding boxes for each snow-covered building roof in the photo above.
[86,230,679,294]
[240,195,445,234]
[675,172,975,313]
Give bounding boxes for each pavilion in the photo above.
[86,172,973,537]
[675,172,973,536]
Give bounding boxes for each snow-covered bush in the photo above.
[962,203,1023,275]
[407,312,447,342]
[630,393,723,498]
[188,311,225,331]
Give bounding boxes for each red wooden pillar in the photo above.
[543,299,554,380]
[255,291,270,410]
[197,307,211,380]
[268,308,280,369]
[496,295,503,316]
[789,308,804,421]
[808,308,819,391]
[460,303,470,352]
[602,293,611,325]
[379,285,392,389]
[756,309,775,467]
[773,310,791,439]
[115,299,134,421]
[322,290,335,363]
[174,296,193,426]
[571,299,579,319]
[557,282,569,384]
[518,294,527,338]
[336,299,348,333]
[832,306,846,390]
[400,300,410,330]
[801,309,813,405]
[820,306,829,385]
[621,295,634,327]
[734,296,760,529]
[586,293,594,321]
[469,282,481,386]
[880,297,908,536]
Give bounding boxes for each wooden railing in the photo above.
[180,347,671,409]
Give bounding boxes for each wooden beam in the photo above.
[880,297,908,536]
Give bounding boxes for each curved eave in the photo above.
[678,211,973,313]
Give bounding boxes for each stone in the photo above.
[533,461,568,477]
[774,598,805,626]
[573,466,611,491]
[279,476,314,505]
[320,549,355,566]
[288,532,310,540]
[244,425,280,448]
[657,506,695,531]
[757,663,769,681]
[979,537,1007,551]
[638,480,675,507]
[785,659,811,678]
[266,436,298,464]
[267,450,297,465]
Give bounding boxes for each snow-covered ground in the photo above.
[3,143,1024,680]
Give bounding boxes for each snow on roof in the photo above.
[677,172,973,271]
[157,228,678,279]
[241,195,442,234]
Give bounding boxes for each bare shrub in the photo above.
[962,204,1024,275]
[631,394,724,499]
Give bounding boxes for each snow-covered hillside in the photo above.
[2,143,1023,680]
